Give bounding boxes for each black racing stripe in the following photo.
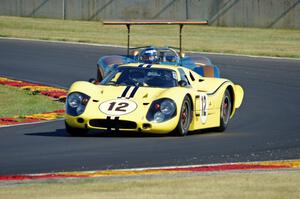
[120,86,131,98]
[207,81,230,96]
[146,64,152,68]
[128,86,139,98]
[138,64,144,67]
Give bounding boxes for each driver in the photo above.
[141,48,159,64]
[128,70,146,86]
[129,70,145,80]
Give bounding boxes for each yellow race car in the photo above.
[65,20,244,136]
[65,63,243,136]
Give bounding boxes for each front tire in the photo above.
[65,122,88,137]
[217,89,232,132]
[174,96,192,136]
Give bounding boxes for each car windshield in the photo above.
[101,66,178,88]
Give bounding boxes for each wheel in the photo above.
[174,96,192,136]
[217,89,232,132]
[65,122,88,137]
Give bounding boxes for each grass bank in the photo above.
[0,16,299,58]
[1,172,300,199]
[0,85,63,118]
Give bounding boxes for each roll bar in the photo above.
[102,20,208,56]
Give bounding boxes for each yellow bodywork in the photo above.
[65,64,244,134]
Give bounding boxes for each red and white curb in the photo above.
[1,159,300,181]
[0,76,66,126]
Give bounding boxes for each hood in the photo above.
[94,85,168,103]
[87,85,173,119]
[68,81,179,121]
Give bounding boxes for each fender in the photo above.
[234,84,244,109]
[68,81,99,97]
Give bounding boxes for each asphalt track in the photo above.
[0,38,300,175]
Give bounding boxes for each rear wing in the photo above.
[102,20,208,56]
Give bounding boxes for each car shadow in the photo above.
[25,129,69,137]
[25,128,170,138]
[25,128,223,138]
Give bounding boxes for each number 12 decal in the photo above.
[198,93,208,124]
[99,99,137,116]
[108,102,129,112]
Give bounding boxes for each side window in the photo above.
[178,68,191,87]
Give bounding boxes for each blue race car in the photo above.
[95,21,219,82]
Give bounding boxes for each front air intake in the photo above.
[89,119,137,129]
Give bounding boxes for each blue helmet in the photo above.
[140,48,158,64]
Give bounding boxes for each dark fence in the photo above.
[0,0,299,28]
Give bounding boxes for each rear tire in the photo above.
[65,122,88,137]
[217,89,232,132]
[174,96,192,136]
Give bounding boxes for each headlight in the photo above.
[160,100,176,115]
[67,93,83,108]
[66,92,90,116]
[147,98,176,123]
[153,112,165,123]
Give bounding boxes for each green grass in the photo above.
[0,16,299,58]
[1,172,300,199]
[0,85,64,118]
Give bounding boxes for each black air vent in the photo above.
[89,119,137,129]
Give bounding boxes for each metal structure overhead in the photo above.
[103,20,208,56]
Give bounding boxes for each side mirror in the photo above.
[178,80,188,87]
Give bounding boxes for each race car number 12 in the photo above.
[199,93,208,124]
[108,102,129,112]
[99,99,137,116]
